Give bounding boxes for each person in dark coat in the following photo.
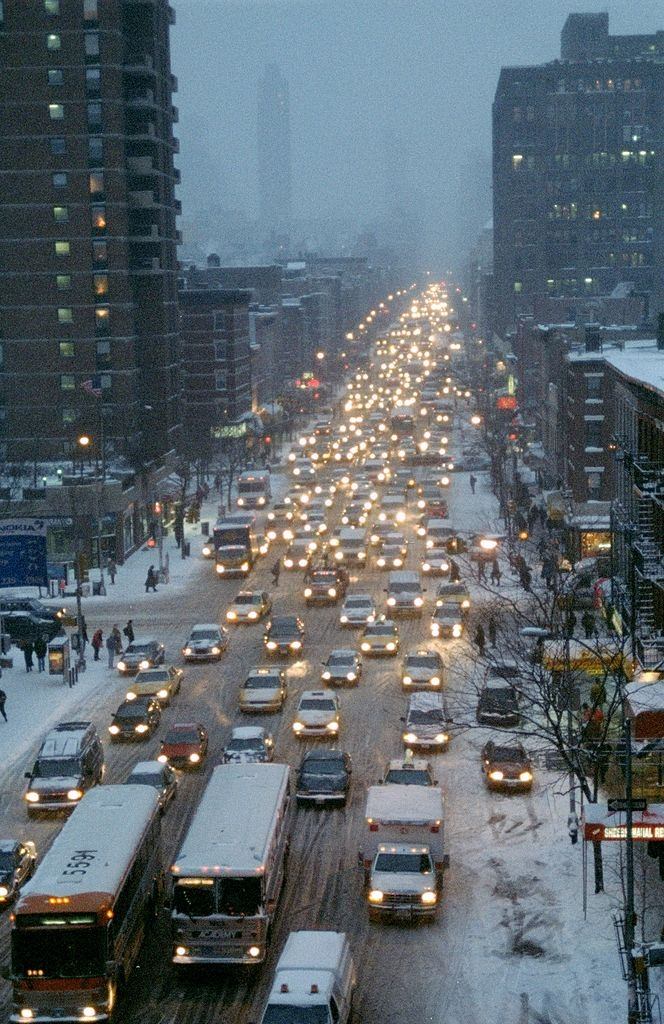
[145,565,158,592]
[477,558,486,581]
[23,640,34,673]
[91,629,103,661]
[123,620,135,644]
[474,623,486,657]
[81,616,88,646]
[34,636,47,673]
[107,558,117,584]
[469,474,477,495]
[449,558,460,583]
[490,559,501,586]
[581,610,595,639]
[0,688,6,722]
[488,616,497,647]
[270,558,281,587]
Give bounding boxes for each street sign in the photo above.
[608,798,648,813]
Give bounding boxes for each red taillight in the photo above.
[369,823,378,832]
[430,825,440,833]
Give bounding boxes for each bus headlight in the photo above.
[67,789,83,801]
[368,890,384,904]
[421,890,437,905]
[20,1011,35,1020]
[304,588,313,597]
[82,1007,97,1019]
[452,624,462,638]
[248,945,261,958]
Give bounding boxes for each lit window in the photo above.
[52,172,67,187]
[53,205,68,222]
[513,281,523,294]
[44,0,60,11]
[46,34,61,50]
[84,32,100,57]
[62,408,77,425]
[85,68,101,93]
[58,307,73,323]
[56,274,71,290]
[91,204,106,230]
[83,0,98,19]
[48,69,63,85]
[55,241,70,255]
[60,375,75,390]
[89,171,104,194]
[49,103,64,120]
[512,154,523,170]
[92,240,107,263]
[93,273,108,296]
[50,137,65,155]
[95,306,110,329]
[60,342,75,357]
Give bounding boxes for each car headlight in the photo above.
[139,659,150,670]
[489,770,504,782]
[377,558,386,567]
[298,558,308,568]
[211,646,221,655]
[430,676,440,686]
[156,688,168,699]
[328,587,337,597]
[189,752,200,763]
[216,564,225,574]
[462,599,470,609]
[25,791,40,803]
[422,563,431,572]
[387,596,396,606]
[358,551,366,560]
[126,690,137,700]
[283,529,294,541]
[418,500,426,510]
[183,647,193,655]
[403,675,412,685]
[386,641,396,650]
[426,539,434,549]
[414,597,423,607]
[290,640,302,650]
[304,587,313,597]
[241,562,249,571]
[393,558,403,567]
[67,788,83,801]
[267,530,276,540]
[452,624,462,638]
[284,559,293,568]
[361,641,371,652]
[226,611,237,620]
[326,721,339,732]
[335,551,343,560]
[435,733,449,744]
[258,497,265,505]
[396,511,406,523]
[322,670,331,680]
[157,753,168,763]
[135,724,149,734]
[368,889,384,904]
[109,724,120,734]
[266,640,277,650]
[0,885,9,898]
[340,615,348,623]
[346,672,356,681]
[237,497,245,506]
[431,624,440,637]
[421,890,437,905]
[117,660,127,671]
[202,546,212,557]
[248,611,258,619]
[292,721,304,732]
[519,771,533,783]
[403,732,417,744]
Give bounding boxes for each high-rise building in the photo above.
[257,64,292,240]
[493,13,664,335]
[0,0,182,466]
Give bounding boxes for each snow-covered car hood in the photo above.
[298,708,336,726]
[223,749,266,763]
[371,870,434,896]
[29,775,81,792]
[407,666,439,680]
[242,686,280,702]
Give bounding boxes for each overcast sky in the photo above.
[171,0,662,263]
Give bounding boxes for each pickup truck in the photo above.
[359,784,447,919]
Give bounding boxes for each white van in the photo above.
[386,570,424,617]
[257,930,356,1024]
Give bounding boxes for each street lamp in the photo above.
[77,434,90,476]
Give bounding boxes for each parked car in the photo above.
[116,638,165,675]
[0,840,37,904]
[296,749,352,806]
[481,740,533,791]
[239,666,288,713]
[108,697,161,742]
[321,649,362,685]
[158,722,209,769]
[292,690,341,738]
[182,624,228,661]
[226,590,272,623]
[3,611,63,646]
[222,726,274,764]
[124,760,177,812]
[125,666,183,707]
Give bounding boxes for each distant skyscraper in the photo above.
[257,65,292,239]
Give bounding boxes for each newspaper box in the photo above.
[48,636,70,676]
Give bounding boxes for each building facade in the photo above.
[0,0,182,467]
[493,13,664,335]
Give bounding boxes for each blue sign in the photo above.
[0,519,48,588]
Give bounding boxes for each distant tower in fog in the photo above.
[257,65,292,240]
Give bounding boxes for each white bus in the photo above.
[237,469,272,508]
[170,763,291,966]
[11,785,162,1023]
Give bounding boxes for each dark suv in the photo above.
[24,721,104,816]
[263,615,305,656]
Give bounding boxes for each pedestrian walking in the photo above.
[58,577,66,598]
[145,565,158,592]
[477,558,486,581]
[0,687,6,722]
[469,474,477,495]
[270,558,281,588]
[474,623,486,657]
[527,505,539,532]
[488,615,497,647]
[537,537,548,558]
[106,632,117,669]
[449,558,460,583]
[581,610,595,640]
[123,619,135,644]
[81,616,88,646]
[565,609,577,637]
[91,628,103,661]
[34,636,47,673]
[490,558,501,586]
[107,558,117,585]
[112,624,122,653]
[519,567,532,592]
[23,640,34,673]
[303,564,313,584]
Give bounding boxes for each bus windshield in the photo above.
[12,926,105,979]
[174,877,262,917]
[214,526,250,546]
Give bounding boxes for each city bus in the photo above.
[170,762,291,966]
[11,785,162,1023]
[236,469,272,509]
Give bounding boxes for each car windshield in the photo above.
[262,1007,330,1024]
[0,851,15,871]
[409,709,443,724]
[313,573,336,583]
[191,629,218,640]
[346,597,371,609]
[245,677,278,689]
[390,582,419,594]
[300,699,335,711]
[234,594,259,605]
[492,747,525,761]
[368,625,395,636]
[126,643,153,654]
[136,670,168,682]
[407,656,438,669]
[375,852,433,874]
[384,769,431,785]
[117,704,149,718]
[34,757,80,778]
[328,653,353,666]
[165,729,199,744]
[228,737,263,751]
[303,758,343,775]
[271,622,298,635]
[126,773,161,787]
[343,538,364,549]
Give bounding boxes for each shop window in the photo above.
[46,34,61,50]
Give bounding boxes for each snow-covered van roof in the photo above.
[16,785,160,911]
[266,931,349,1009]
[171,763,290,878]
[365,784,443,824]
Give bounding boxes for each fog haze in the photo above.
[172,0,662,266]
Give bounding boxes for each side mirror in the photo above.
[399,716,405,723]
[24,771,32,779]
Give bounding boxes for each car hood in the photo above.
[162,742,197,756]
[371,870,433,896]
[224,749,266,763]
[489,760,529,776]
[407,667,438,680]
[298,709,336,725]
[242,686,280,701]
[188,639,218,649]
[29,775,81,792]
